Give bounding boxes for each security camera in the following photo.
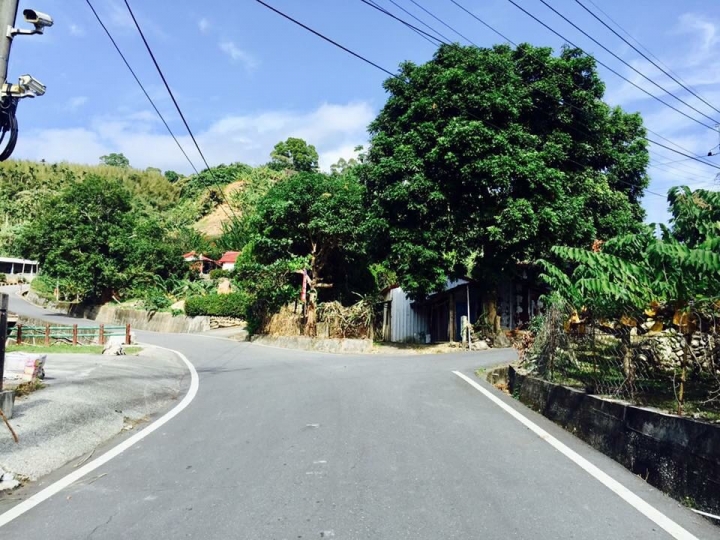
[17,75,46,97]
[22,10,54,33]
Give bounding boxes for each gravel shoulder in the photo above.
[0,347,189,481]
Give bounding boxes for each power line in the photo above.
[406,0,477,45]
[383,0,452,44]
[584,0,705,105]
[122,0,237,221]
[449,0,514,43]
[534,0,720,126]
[359,0,444,46]
[256,0,396,77]
[446,0,720,170]
[574,0,720,117]
[502,0,717,131]
[647,138,720,171]
[255,0,665,199]
[84,0,199,175]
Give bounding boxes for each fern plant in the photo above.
[539,186,720,321]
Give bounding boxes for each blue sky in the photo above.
[8,0,720,224]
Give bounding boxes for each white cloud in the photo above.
[605,13,720,107]
[219,41,258,70]
[106,1,134,30]
[69,23,84,37]
[198,18,210,33]
[13,102,374,175]
[66,96,88,111]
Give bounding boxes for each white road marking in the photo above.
[691,509,720,521]
[452,371,699,540]
[0,347,199,529]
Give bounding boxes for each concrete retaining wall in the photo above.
[70,304,211,334]
[252,335,373,354]
[507,366,720,515]
[22,291,211,334]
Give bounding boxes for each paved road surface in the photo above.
[1,289,717,539]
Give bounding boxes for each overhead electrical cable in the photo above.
[255,0,668,198]
[446,0,720,170]
[574,0,720,117]
[85,0,199,174]
[499,0,717,131]
[122,0,239,220]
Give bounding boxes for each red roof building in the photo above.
[218,251,240,270]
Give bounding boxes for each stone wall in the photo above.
[71,304,212,334]
[507,366,720,515]
[22,290,212,334]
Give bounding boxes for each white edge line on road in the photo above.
[0,346,199,529]
[452,371,699,540]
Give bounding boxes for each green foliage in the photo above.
[268,137,319,172]
[246,171,375,301]
[141,287,172,313]
[233,255,304,334]
[164,170,183,183]
[362,43,649,299]
[185,292,248,318]
[329,157,359,176]
[0,160,179,254]
[100,153,130,168]
[540,187,720,318]
[209,268,230,280]
[15,175,188,302]
[178,163,251,200]
[0,273,5,283]
[216,166,287,250]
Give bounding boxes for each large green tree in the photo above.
[269,137,319,172]
[100,152,130,168]
[16,175,186,301]
[245,171,371,334]
[362,43,649,304]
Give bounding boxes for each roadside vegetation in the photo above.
[1,43,717,412]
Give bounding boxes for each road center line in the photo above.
[452,371,699,540]
[0,346,199,529]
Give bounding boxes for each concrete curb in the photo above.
[251,335,373,354]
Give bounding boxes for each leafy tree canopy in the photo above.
[540,187,720,320]
[164,170,183,183]
[178,162,252,200]
[100,152,130,168]
[362,43,649,299]
[15,175,187,301]
[240,171,376,334]
[269,137,319,172]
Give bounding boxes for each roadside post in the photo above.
[0,292,14,418]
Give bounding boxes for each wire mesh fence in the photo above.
[520,302,720,420]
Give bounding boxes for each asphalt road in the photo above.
[1,289,717,539]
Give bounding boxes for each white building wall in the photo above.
[389,287,428,343]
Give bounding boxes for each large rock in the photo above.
[493,332,512,348]
[217,278,232,295]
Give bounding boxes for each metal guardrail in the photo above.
[8,323,131,346]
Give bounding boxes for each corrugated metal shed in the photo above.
[387,287,428,343]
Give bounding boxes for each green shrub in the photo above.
[141,288,172,313]
[185,292,247,318]
[0,273,6,283]
[209,268,230,280]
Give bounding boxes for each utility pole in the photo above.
[0,0,20,87]
[0,2,53,161]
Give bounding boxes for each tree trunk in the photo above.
[483,288,500,333]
